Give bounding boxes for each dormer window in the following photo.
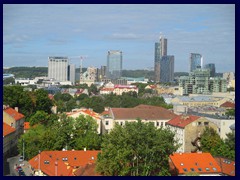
[198,168,202,171]
[44,160,50,164]
[206,168,210,171]
[74,157,77,160]
[62,157,68,161]
[183,168,188,172]
[190,168,195,172]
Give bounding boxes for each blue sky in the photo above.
[3,4,235,72]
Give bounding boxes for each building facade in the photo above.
[102,104,177,134]
[68,64,76,85]
[179,69,227,95]
[189,53,202,72]
[106,50,122,79]
[160,55,174,83]
[166,115,218,153]
[48,57,69,81]
[204,63,216,77]
[154,35,174,83]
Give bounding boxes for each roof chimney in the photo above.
[84,147,86,151]
[15,107,19,112]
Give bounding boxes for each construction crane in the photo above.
[69,56,88,84]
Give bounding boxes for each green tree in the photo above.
[35,89,53,113]
[200,127,235,160]
[3,77,15,85]
[29,111,48,126]
[96,120,179,176]
[18,125,45,160]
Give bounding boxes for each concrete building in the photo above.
[48,57,75,84]
[179,68,227,95]
[189,53,202,72]
[106,50,122,79]
[48,57,69,82]
[166,115,218,153]
[68,64,76,85]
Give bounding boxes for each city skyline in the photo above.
[3,4,235,73]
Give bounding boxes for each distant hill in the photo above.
[3,66,192,80]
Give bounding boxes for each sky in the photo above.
[3,4,235,72]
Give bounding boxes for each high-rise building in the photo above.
[48,56,69,81]
[96,65,107,81]
[204,63,216,77]
[48,56,76,84]
[68,64,76,85]
[189,53,203,72]
[106,50,122,79]
[154,35,174,83]
[160,55,174,83]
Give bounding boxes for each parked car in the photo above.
[19,156,24,162]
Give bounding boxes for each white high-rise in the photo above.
[48,56,69,81]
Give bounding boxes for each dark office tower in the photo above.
[154,36,167,82]
[106,50,122,79]
[189,53,203,72]
[160,56,174,83]
[204,63,216,77]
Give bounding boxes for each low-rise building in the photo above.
[169,152,221,176]
[102,104,177,134]
[28,150,100,176]
[214,157,235,176]
[171,96,230,108]
[166,115,218,153]
[3,106,25,138]
[66,108,102,134]
[3,122,17,156]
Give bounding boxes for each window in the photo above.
[180,163,184,166]
[209,162,213,166]
[62,157,68,161]
[161,122,163,127]
[204,122,209,126]
[11,123,13,127]
[74,157,77,160]
[206,168,210,171]
[198,122,201,126]
[198,168,202,171]
[120,122,123,126]
[190,168,195,172]
[105,121,109,125]
[157,122,159,126]
[183,168,188,172]
[44,161,50,164]
[212,167,217,171]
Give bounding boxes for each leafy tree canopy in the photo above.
[96,120,179,176]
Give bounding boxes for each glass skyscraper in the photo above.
[154,35,174,83]
[204,63,216,77]
[106,50,122,79]
[189,53,203,72]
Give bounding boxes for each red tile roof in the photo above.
[29,150,100,176]
[73,163,101,176]
[166,115,200,128]
[220,101,235,108]
[3,122,16,136]
[170,152,221,175]
[4,107,25,121]
[214,157,235,176]
[111,104,176,120]
[24,122,30,130]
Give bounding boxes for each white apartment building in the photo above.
[48,56,69,82]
